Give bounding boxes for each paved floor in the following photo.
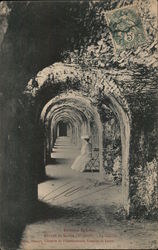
[50,136,79,160]
[20,137,158,249]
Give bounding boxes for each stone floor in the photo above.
[20,137,158,249]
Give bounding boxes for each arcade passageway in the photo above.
[20,102,124,248]
[20,89,157,249]
[1,59,157,250]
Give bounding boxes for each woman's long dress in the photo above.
[71,141,92,172]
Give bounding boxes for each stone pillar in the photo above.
[0,96,38,249]
[128,93,158,217]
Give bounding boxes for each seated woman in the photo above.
[71,135,92,172]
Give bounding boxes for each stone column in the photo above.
[128,93,158,218]
[0,96,38,248]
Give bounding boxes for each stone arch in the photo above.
[94,74,131,213]
[51,115,77,144]
[50,109,83,147]
[55,118,73,138]
[24,62,131,214]
[40,92,103,171]
[101,95,131,213]
[43,99,93,148]
[103,80,131,213]
[45,107,84,163]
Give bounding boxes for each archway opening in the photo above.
[57,121,68,137]
[24,62,131,214]
[20,66,131,247]
[22,63,131,239]
[40,93,102,170]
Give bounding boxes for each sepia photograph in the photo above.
[0,0,158,249]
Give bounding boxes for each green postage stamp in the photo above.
[105,5,146,52]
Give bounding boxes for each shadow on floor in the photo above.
[29,200,119,225]
[0,199,122,250]
[48,158,74,165]
[38,175,58,184]
[31,200,89,221]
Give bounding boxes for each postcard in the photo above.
[0,0,158,249]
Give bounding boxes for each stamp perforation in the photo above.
[104,3,148,53]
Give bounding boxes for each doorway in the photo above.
[58,121,67,137]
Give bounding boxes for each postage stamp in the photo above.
[105,5,146,52]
